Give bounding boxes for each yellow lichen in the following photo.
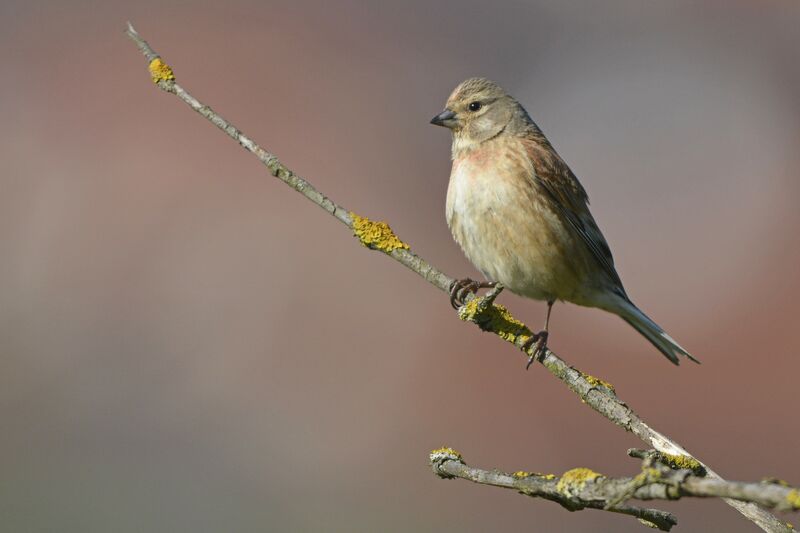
[458,299,532,346]
[638,518,660,529]
[581,372,615,393]
[660,453,704,474]
[787,522,794,531]
[429,447,462,462]
[631,467,662,487]
[513,471,556,480]
[457,298,482,320]
[787,489,800,510]
[350,212,409,253]
[556,467,604,497]
[148,57,175,83]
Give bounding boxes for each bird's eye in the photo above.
[468,101,482,112]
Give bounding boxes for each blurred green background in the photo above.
[2,1,799,531]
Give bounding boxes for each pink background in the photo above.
[2,1,799,531]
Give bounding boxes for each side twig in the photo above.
[429,448,800,532]
[124,23,796,532]
[430,447,679,531]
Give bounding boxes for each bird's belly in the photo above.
[447,163,589,302]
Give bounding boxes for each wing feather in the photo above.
[522,137,627,297]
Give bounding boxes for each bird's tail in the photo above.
[613,298,699,365]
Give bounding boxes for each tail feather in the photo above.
[615,300,699,365]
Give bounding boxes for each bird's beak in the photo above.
[430,109,458,129]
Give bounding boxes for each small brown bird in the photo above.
[431,77,697,365]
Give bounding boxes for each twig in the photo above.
[124,23,796,532]
[430,447,679,531]
[430,448,800,531]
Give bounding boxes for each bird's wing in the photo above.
[522,138,627,296]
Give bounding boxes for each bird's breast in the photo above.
[445,140,588,301]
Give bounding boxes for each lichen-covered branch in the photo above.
[124,24,793,532]
[430,448,800,532]
[430,448,679,531]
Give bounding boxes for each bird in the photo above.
[430,77,697,366]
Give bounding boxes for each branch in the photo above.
[430,447,679,531]
[429,448,800,531]
[124,23,796,532]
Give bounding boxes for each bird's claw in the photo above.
[449,278,496,309]
[523,331,549,369]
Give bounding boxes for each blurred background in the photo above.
[1,0,799,531]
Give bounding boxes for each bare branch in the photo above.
[430,448,800,531]
[124,24,796,532]
[430,447,679,531]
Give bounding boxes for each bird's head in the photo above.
[431,77,528,151]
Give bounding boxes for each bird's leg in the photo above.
[449,278,497,309]
[524,300,554,369]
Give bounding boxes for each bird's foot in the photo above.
[522,330,549,370]
[449,278,496,309]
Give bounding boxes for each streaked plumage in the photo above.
[432,78,696,364]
